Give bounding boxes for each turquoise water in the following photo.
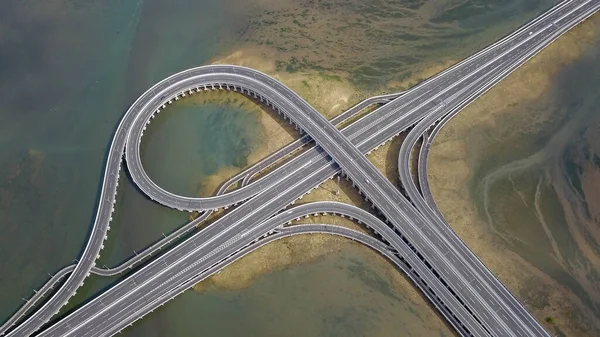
[0,0,146,319]
[141,101,262,198]
[97,99,263,271]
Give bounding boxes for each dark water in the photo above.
[0,0,573,335]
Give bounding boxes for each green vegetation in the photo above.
[318,72,342,82]
[238,0,558,89]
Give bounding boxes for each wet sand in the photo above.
[428,14,600,337]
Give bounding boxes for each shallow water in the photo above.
[0,0,238,321]
[141,100,262,198]
[0,0,573,334]
[470,27,600,334]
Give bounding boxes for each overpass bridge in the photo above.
[2,0,598,336]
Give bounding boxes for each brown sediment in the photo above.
[212,47,361,119]
[427,13,600,337]
[225,0,542,93]
[188,6,527,335]
[193,48,361,197]
[198,166,242,197]
[194,117,419,295]
[193,45,449,296]
[190,47,380,294]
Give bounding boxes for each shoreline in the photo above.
[191,48,430,293]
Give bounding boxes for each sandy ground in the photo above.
[427,14,600,337]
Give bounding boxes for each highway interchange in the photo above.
[2,0,599,336]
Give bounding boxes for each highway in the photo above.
[100,222,471,336]
[3,0,598,336]
[39,199,489,337]
[0,90,403,334]
[0,82,401,337]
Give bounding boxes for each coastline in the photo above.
[190,50,448,321]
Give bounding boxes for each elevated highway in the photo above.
[29,0,600,330]
[3,0,598,336]
[0,81,401,337]
[38,200,489,337]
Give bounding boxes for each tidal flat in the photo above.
[428,13,600,337]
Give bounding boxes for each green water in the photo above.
[141,101,262,198]
[0,0,574,334]
[97,99,263,270]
